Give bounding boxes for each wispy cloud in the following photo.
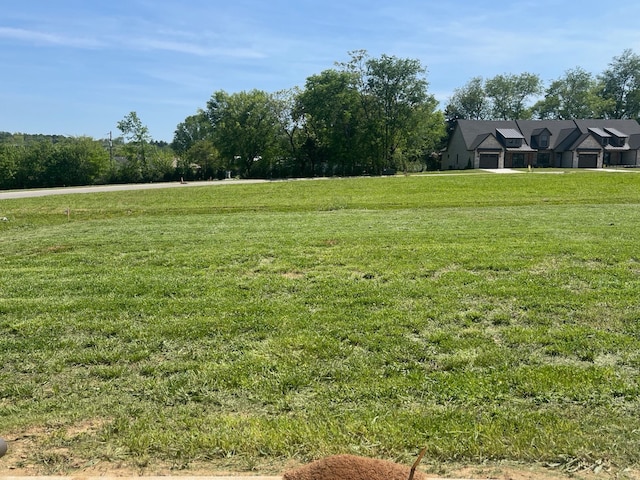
[0,26,104,48]
[0,24,267,60]
[124,36,266,59]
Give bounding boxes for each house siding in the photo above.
[443,127,473,169]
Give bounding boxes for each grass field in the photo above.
[1,170,640,475]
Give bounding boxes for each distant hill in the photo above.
[0,131,72,145]
[0,132,168,148]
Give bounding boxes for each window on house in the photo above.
[511,153,525,168]
[539,134,549,148]
[537,153,550,166]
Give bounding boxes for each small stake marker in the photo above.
[0,437,7,458]
[408,447,427,480]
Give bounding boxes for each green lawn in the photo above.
[1,171,640,474]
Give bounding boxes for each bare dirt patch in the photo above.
[1,427,638,479]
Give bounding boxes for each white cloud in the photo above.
[0,26,104,48]
[124,36,266,59]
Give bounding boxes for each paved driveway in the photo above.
[481,168,523,174]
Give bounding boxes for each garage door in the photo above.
[578,154,597,168]
[479,154,499,169]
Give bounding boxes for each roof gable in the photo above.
[471,133,501,150]
[516,120,577,149]
[455,120,519,149]
[574,134,602,150]
[531,127,551,136]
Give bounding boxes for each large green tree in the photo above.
[172,110,220,179]
[206,89,282,177]
[598,49,640,119]
[182,139,220,180]
[339,51,441,173]
[295,69,364,175]
[271,88,306,177]
[445,76,491,121]
[172,110,212,156]
[484,72,543,120]
[365,53,435,171]
[532,67,601,120]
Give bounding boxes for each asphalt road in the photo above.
[0,179,274,200]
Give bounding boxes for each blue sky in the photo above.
[2,0,640,142]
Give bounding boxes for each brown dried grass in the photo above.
[283,454,427,480]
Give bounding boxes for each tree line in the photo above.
[173,50,445,179]
[445,49,640,123]
[0,123,175,190]
[2,49,640,189]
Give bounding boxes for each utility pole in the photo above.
[109,131,113,167]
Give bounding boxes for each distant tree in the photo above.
[173,110,220,179]
[272,88,305,177]
[13,140,53,188]
[0,143,20,189]
[172,51,445,177]
[445,77,491,121]
[117,111,151,145]
[144,143,176,182]
[117,111,152,181]
[331,50,444,174]
[410,106,446,171]
[598,49,640,119]
[365,53,436,172]
[172,110,212,155]
[45,137,110,186]
[532,67,602,119]
[182,139,221,180]
[485,72,543,120]
[295,68,364,175]
[206,90,282,177]
[337,51,441,173]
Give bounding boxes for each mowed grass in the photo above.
[1,171,640,473]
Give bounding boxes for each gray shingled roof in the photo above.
[554,128,582,152]
[455,119,640,151]
[496,128,525,139]
[455,120,519,149]
[515,120,577,149]
[588,127,611,138]
[604,127,628,138]
[574,119,640,136]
